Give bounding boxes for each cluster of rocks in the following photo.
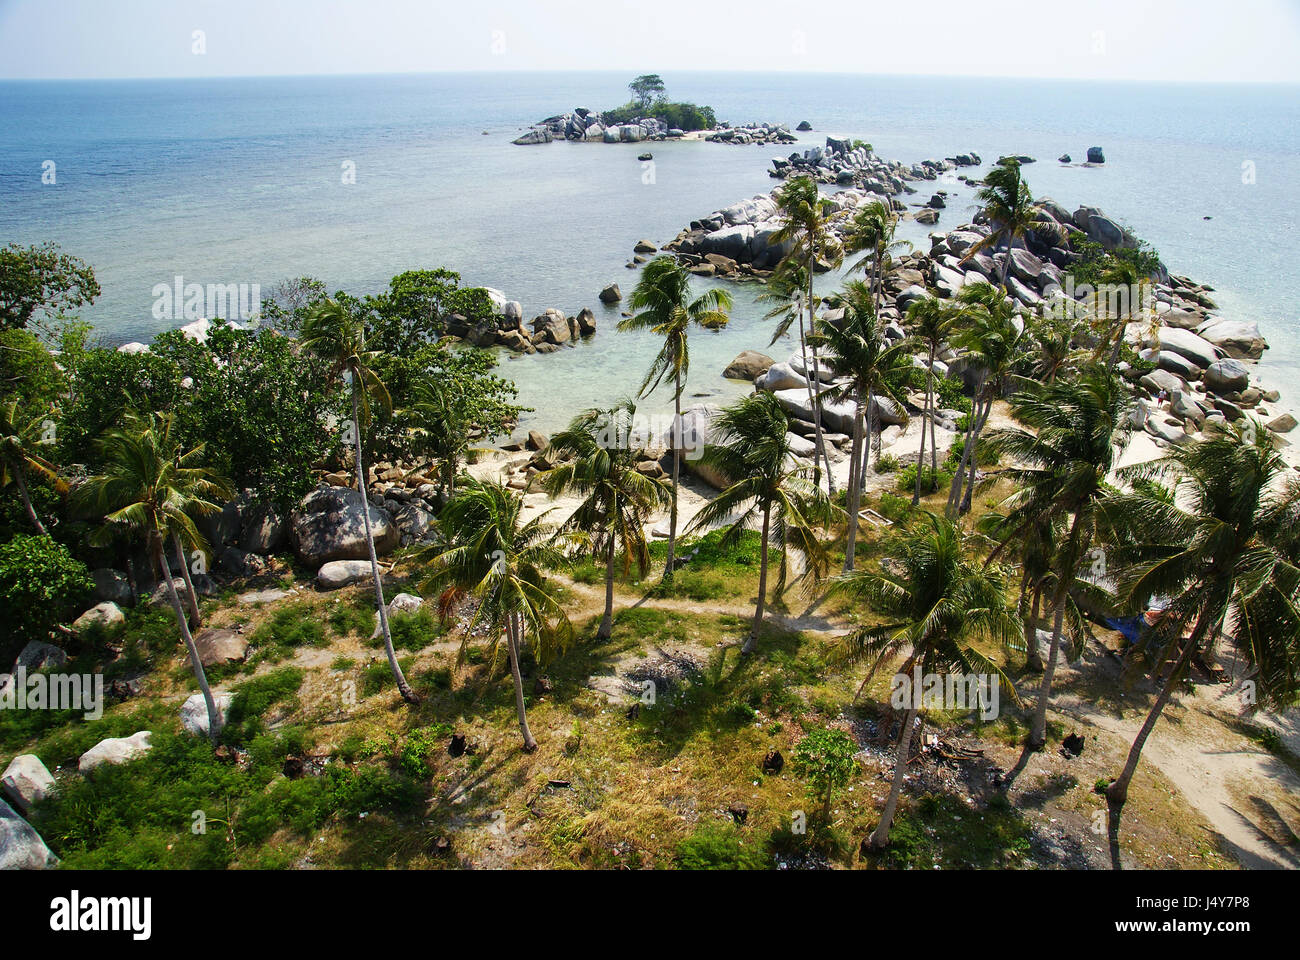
[1059,147,1106,165]
[769,137,982,193]
[514,109,679,145]
[447,299,598,355]
[495,427,669,494]
[705,122,798,146]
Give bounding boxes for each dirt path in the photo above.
[1056,682,1300,870]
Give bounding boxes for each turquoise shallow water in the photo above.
[2,71,1297,433]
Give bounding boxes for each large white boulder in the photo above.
[316,559,373,590]
[180,692,233,738]
[78,731,153,776]
[2,755,56,813]
[0,797,58,869]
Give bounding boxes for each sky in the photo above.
[0,0,1297,83]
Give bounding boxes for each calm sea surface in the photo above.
[2,72,1297,432]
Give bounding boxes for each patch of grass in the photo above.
[871,792,1032,869]
[379,608,441,652]
[675,823,770,869]
[247,603,328,664]
[222,666,305,744]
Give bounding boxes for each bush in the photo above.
[223,667,304,743]
[790,728,858,821]
[896,464,953,496]
[0,533,92,665]
[675,824,769,870]
[877,491,915,524]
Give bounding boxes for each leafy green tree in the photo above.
[1099,422,1300,868]
[628,74,666,108]
[827,514,1019,848]
[420,479,574,751]
[0,242,100,332]
[687,392,838,653]
[790,728,859,823]
[300,299,418,705]
[76,413,231,745]
[619,257,731,584]
[542,400,669,638]
[0,533,91,666]
[257,276,327,334]
[986,367,1133,749]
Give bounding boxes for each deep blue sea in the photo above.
[2,72,1297,432]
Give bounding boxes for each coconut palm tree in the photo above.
[541,400,670,639]
[686,392,838,653]
[76,413,231,745]
[405,374,478,499]
[827,513,1020,849]
[619,256,731,586]
[757,265,835,488]
[772,176,844,495]
[812,281,912,571]
[945,283,1029,517]
[1096,258,1147,368]
[905,298,962,506]
[961,159,1041,289]
[842,199,910,311]
[419,478,574,752]
[985,367,1133,750]
[1097,422,1300,868]
[1027,314,1085,385]
[1,398,64,536]
[300,298,418,705]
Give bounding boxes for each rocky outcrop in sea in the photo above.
[513,108,798,146]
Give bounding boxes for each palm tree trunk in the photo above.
[798,299,832,495]
[868,705,919,849]
[946,386,982,516]
[1025,580,1045,673]
[1000,233,1014,289]
[913,365,932,506]
[742,503,771,655]
[859,388,875,493]
[960,400,984,514]
[1028,520,1084,748]
[507,612,538,752]
[1103,606,1212,868]
[843,399,865,572]
[352,383,418,705]
[155,538,220,747]
[10,462,47,537]
[664,379,681,584]
[599,536,616,639]
[171,532,202,628]
[929,378,939,476]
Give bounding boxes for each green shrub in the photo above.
[383,608,440,652]
[675,824,769,870]
[790,728,859,821]
[896,464,953,496]
[223,667,304,743]
[0,533,92,665]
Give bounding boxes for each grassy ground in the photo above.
[4,495,1256,870]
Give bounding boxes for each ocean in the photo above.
[2,71,1298,434]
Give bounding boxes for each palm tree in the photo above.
[772,176,844,495]
[986,367,1133,749]
[905,298,961,506]
[618,257,731,585]
[300,298,418,705]
[961,159,1040,289]
[541,400,670,639]
[76,413,231,745]
[1098,422,1300,868]
[827,513,1019,848]
[1027,314,1085,385]
[842,199,910,311]
[757,265,834,487]
[419,478,574,752]
[945,283,1028,517]
[405,374,473,498]
[686,392,838,653]
[1096,258,1146,369]
[1,399,64,536]
[812,281,911,571]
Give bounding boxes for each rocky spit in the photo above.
[513,107,798,146]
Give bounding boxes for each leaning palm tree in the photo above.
[945,283,1028,516]
[986,367,1133,750]
[961,158,1041,289]
[419,478,574,752]
[1097,422,1300,868]
[0,399,65,536]
[772,176,844,495]
[686,392,838,653]
[828,513,1020,849]
[757,265,834,487]
[812,281,911,571]
[541,400,670,639]
[300,298,418,705]
[905,297,962,505]
[619,256,731,585]
[76,413,231,745]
